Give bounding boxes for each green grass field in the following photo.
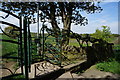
[1,33,120,78]
[0,34,78,56]
[1,33,119,57]
[1,34,18,57]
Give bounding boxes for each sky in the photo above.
[71,2,119,34]
[0,1,119,34]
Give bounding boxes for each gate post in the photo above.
[23,17,29,80]
[42,23,45,59]
[19,16,24,74]
[27,19,31,72]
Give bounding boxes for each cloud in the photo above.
[102,0,120,2]
[101,20,107,23]
[0,15,118,34]
[0,3,118,35]
[71,17,118,34]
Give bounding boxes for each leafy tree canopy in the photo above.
[92,26,112,42]
[1,2,102,27]
[0,2,103,45]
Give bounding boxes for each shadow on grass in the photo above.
[2,52,17,57]
[1,73,25,80]
[0,52,20,60]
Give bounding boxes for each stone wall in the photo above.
[63,45,87,60]
[63,42,114,64]
[86,43,114,64]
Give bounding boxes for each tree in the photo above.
[4,26,13,33]
[0,2,103,46]
[92,26,112,42]
[92,28,102,39]
[4,26,19,38]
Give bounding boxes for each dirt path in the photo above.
[79,65,120,79]
[57,65,120,80]
[1,61,120,79]
[0,60,16,77]
[16,61,60,78]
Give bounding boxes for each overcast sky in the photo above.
[0,1,119,34]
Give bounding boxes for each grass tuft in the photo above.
[96,58,120,74]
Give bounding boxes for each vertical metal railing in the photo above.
[37,3,40,55]
[19,16,23,74]
[23,17,29,80]
[42,23,45,59]
[27,19,31,72]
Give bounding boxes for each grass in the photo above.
[69,39,80,47]
[113,44,120,50]
[96,59,120,74]
[2,74,25,80]
[1,34,18,57]
[1,33,120,78]
[0,33,96,57]
[96,47,120,74]
[69,39,91,47]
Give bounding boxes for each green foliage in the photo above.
[92,26,112,42]
[1,2,103,46]
[4,26,20,38]
[96,59,120,74]
[4,26,13,33]
[102,26,111,41]
[1,2,102,26]
[113,44,120,51]
[96,49,120,74]
[2,74,25,80]
[1,34,18,56]
[112,34,120,37]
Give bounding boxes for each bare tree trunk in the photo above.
[58,2,72,48]
[49,2,72,49]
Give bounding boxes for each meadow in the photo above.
[1,33,120,75]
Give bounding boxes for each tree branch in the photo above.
[0,8,20,19]
[0,21,21,30]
